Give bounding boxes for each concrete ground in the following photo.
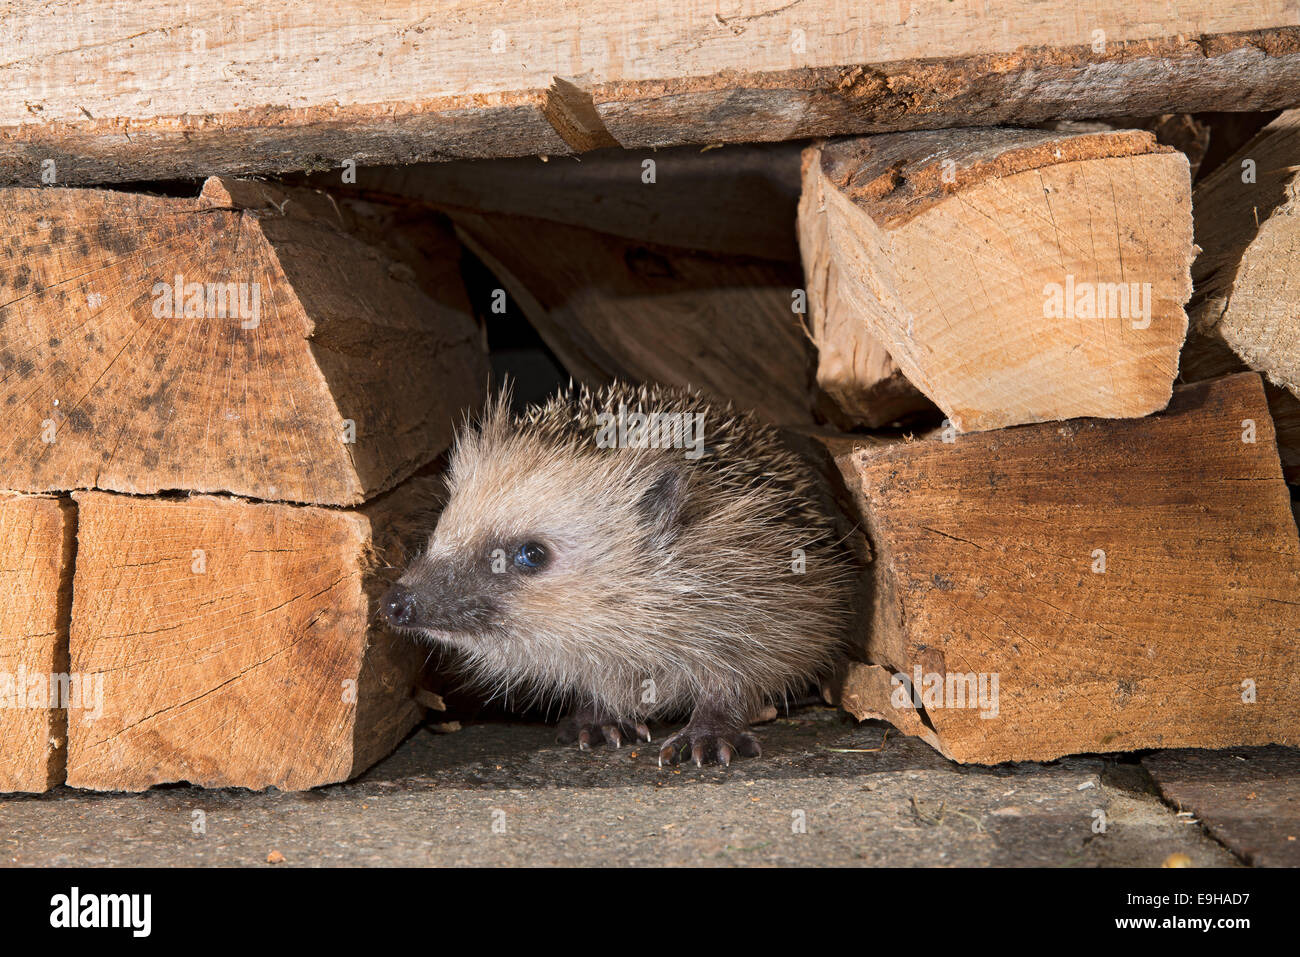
[2,708,1292,867]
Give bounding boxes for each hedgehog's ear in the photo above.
[636,466,688,544]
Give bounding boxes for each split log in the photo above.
[450,208,817,426]
[1187,109,1300,483]
[796,149,932,428]
[0,177,486,505]
[1038,114,1211,179]
[802,128,1194,432]
[833,373,1300,764]
[0,493,74,793]
[3,4,1300,183]
[66,478,442,791]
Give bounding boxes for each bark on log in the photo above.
[802,128,1194,432]
[2,5,1299,183]
[0,177,486,505]
[0,493,74,793]
[832,373,1300,764]
[66,477,441,791]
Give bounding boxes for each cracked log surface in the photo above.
[831,373,1300,764]
[65,478,440,791]
[2,4,1300,183]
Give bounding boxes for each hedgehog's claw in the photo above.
[558,710,650,752]
[657,725,761,768]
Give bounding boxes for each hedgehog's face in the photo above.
[379,427,687,656]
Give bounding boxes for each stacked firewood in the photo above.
[2,5,1298,790]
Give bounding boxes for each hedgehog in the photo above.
[380,381,857,766]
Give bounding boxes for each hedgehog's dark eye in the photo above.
[514,542,548,571]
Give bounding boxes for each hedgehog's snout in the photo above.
[380,584,419,628]
[381,550,506,639]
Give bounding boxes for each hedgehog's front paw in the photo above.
[557,709,652,751]
[657,723,761,768]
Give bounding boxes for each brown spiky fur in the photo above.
[389,381,856,761]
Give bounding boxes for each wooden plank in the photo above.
[2,4,1299,183]
[0,177,486,505]
[803,128,1194,431]
[66,478,441,791]
[0,493,74,793]
[833,373,1300,764]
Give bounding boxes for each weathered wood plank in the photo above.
[2,4,1299,183]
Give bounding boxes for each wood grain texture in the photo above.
[0,177,486,504]
[451,208,818,426]
[1189,109,1300,467]
[805,128,1194,432]
[66,478,441,791]
[1,4,1298,183]
[835,373,1300,764]
[1181,330,1300,484]
[0,494,74,793]
[797,145,932,428]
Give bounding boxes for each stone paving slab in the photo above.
[1143,746,1300,867]
[0,709,1246,867]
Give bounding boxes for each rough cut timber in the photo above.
[0,177,486,505]
[1187,109,1300,483]
[833,373,1300,765]
[2,4,1300,184]
[803,128,1195,432]
[796,149,932,428]
[66,478,441,791]
[0,493,74,793]
[449,208,817,427]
